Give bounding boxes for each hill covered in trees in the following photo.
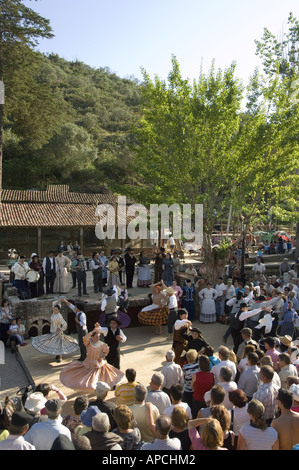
[3,50,142,192]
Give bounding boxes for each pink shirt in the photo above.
[188,427,227,450]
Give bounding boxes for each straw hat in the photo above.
[279,335,293,347]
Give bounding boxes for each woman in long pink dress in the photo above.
[59,323,125,392]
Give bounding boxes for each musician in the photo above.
[29,254,44,298]
[42,251,57,294]
[11,255,30,296]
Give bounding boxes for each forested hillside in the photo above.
[3,50,141,191]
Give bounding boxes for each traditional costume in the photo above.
[138,285,169,326]
[59,330,125,391]
[31,302,78,361]
[198,285,218,323]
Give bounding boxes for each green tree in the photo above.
[125,55,299,281]
[0,0,53,195]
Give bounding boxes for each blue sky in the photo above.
[24,0,299,87]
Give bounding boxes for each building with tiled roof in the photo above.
[0,185,133,260]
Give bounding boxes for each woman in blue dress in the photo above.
[182,279,196,321]
[162,253,174,286]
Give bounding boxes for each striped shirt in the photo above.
[114,381,138,406]
[182,362,200,393]
[239,424,278,450]
[252,382,280,420]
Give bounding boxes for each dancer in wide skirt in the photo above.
[59,323,125,392]
[31,301,78,362]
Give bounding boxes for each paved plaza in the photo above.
[0,264,228,416]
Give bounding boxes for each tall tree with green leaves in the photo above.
[0,0,53,197]
[255,12,299,258]
[125,54,299,281]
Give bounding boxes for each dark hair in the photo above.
[204,345,215,357]
[170,384,184,402]
[247,352,259,365]
[277,388,293,410]
[35,383,51,397]
[228,389,248,408]
[199,355,210,372]
[73,395,89,415]
[125,368,136,383]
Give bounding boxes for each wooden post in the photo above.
[37,228,42,257]
[80,228,84,254]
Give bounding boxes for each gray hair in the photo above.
[92,412,109,433]
[155,414,171,437]
[134,384,147,403]
[151,372,164,387]
[219,366,233,383]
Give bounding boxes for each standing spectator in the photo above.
[24,399,72,450]
[53,250,71,294]
[129,384,160,443]
[90,252,103,294]
[62,395,89,439]
[271,388,299,450]
[160,350,184,395]
[236,327,259,363]
[215,367,237,410]
[182,349,200,407]
[145,372,171,414]
[277,353,298,389]
[42,251,57,294]
[228,389,250,448]
[252,365,280,425]
[124,249,137,289]
[215,277,227,321]
[164,384,192,420]
[99,250,108,287]
[211,346,237,384]
[89,382,117,430]
[264,337,280,371]
[107,255,121,289]
[114,368,138,406]
[85,413,123,450]
[280,257,291,281]
[162,253,174,287]
[141,414,181,451]
[237,399,279,450]
[188,417,226,450]
[190,354,214,418]
[181,279,196,321]
[198,283,218,323]
[112,405,141,450]
[169,406,192,450]
[71,253,89,297]
[197,385,226,419]
[0,411,35,450]
[204,345,221,371]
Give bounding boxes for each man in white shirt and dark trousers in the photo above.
[62,299,87,361]
[42,251,57,294]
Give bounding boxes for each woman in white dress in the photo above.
[137,251,152,287]
[31,301,78,362]
[198,283,218,323]
[54,251,71,294]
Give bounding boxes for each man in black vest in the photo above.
[42,251,57,294]
[99,318,127,369]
